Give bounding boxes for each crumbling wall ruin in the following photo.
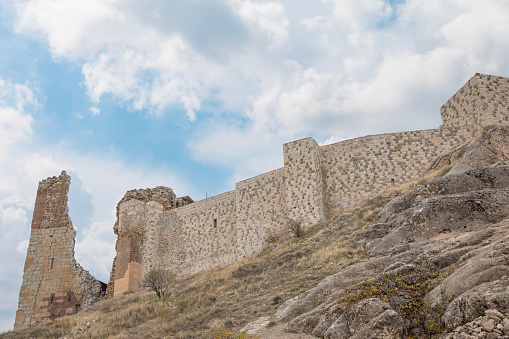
[16,73,509,328]
[14,171,106,330]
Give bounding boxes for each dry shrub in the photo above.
[287,218,304,237]
[140,268,176,300]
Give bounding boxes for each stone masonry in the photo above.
[105,73,509,296]
[16,73,509,325]
[14,171,106,330]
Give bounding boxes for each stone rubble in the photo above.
[443,309,509,339]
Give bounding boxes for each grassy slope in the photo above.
[1,168,451,339]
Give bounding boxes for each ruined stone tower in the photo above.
[105,187,193,297]
[14,171,106,330]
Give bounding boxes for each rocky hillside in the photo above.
[2,126,509,339]
[263,125,509,338]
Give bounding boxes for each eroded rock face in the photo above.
[274,256,395,324]
[321,299,403,339]
[377,165,509,225]
[442,280,509,330]
[370,188,509,255]
[273,127,509,338]
[447,125,509,175]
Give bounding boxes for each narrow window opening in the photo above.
[50,258,54,269]
[213,218,217,228]
[68,294,71,302]
[50,295,54,304]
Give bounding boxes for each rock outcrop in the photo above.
[447,125,509,175]
[272,126,509,338]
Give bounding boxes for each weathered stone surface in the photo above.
[448,125,509,175]
[323,315,349,339]
[441,280,509,330]
[425,233,509,309]
[486,309,504,321]
[352,223,391,250]
[274,256,394,324]
[322,299,402,339]
[14,171,105,330]
[344,298,393,334]
[371,188,509,255]
[350,310,404,339]
[427,141,471,172]
[284,309,324,335]
[377,165,509,224]
[311,306,340,338]
[240,316,271,335]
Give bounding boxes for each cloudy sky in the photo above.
[1,0,509,332]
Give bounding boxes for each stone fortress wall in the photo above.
[106,73,509,296]
[16,74,509,327]
[441,73,509,133]
[14,171,106,330]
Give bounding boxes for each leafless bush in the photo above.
[287,218,304,238]
[140,268,176,300]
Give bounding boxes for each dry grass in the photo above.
[1,170,451,339]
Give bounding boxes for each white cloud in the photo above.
[11,0,509,136]
[329,0,392,30]
[15,0,127,59]
[0,80,34,156]
[189,123,285,185]
[320,135,346,146]
[89,106,100,116]
[16,239,29,254]
[234,0,289,48]
[180,94,200,121]
[0,79,37,333]
[9,0,509,184]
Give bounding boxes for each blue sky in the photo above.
[1,0,509,332]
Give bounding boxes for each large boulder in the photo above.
[424,232,509,309]
[370,188,509,255]
[274,256,394,323]
[377,165,509,224]
[447,125,509,175]
[323,299,404,339]
[442,280,509,330]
